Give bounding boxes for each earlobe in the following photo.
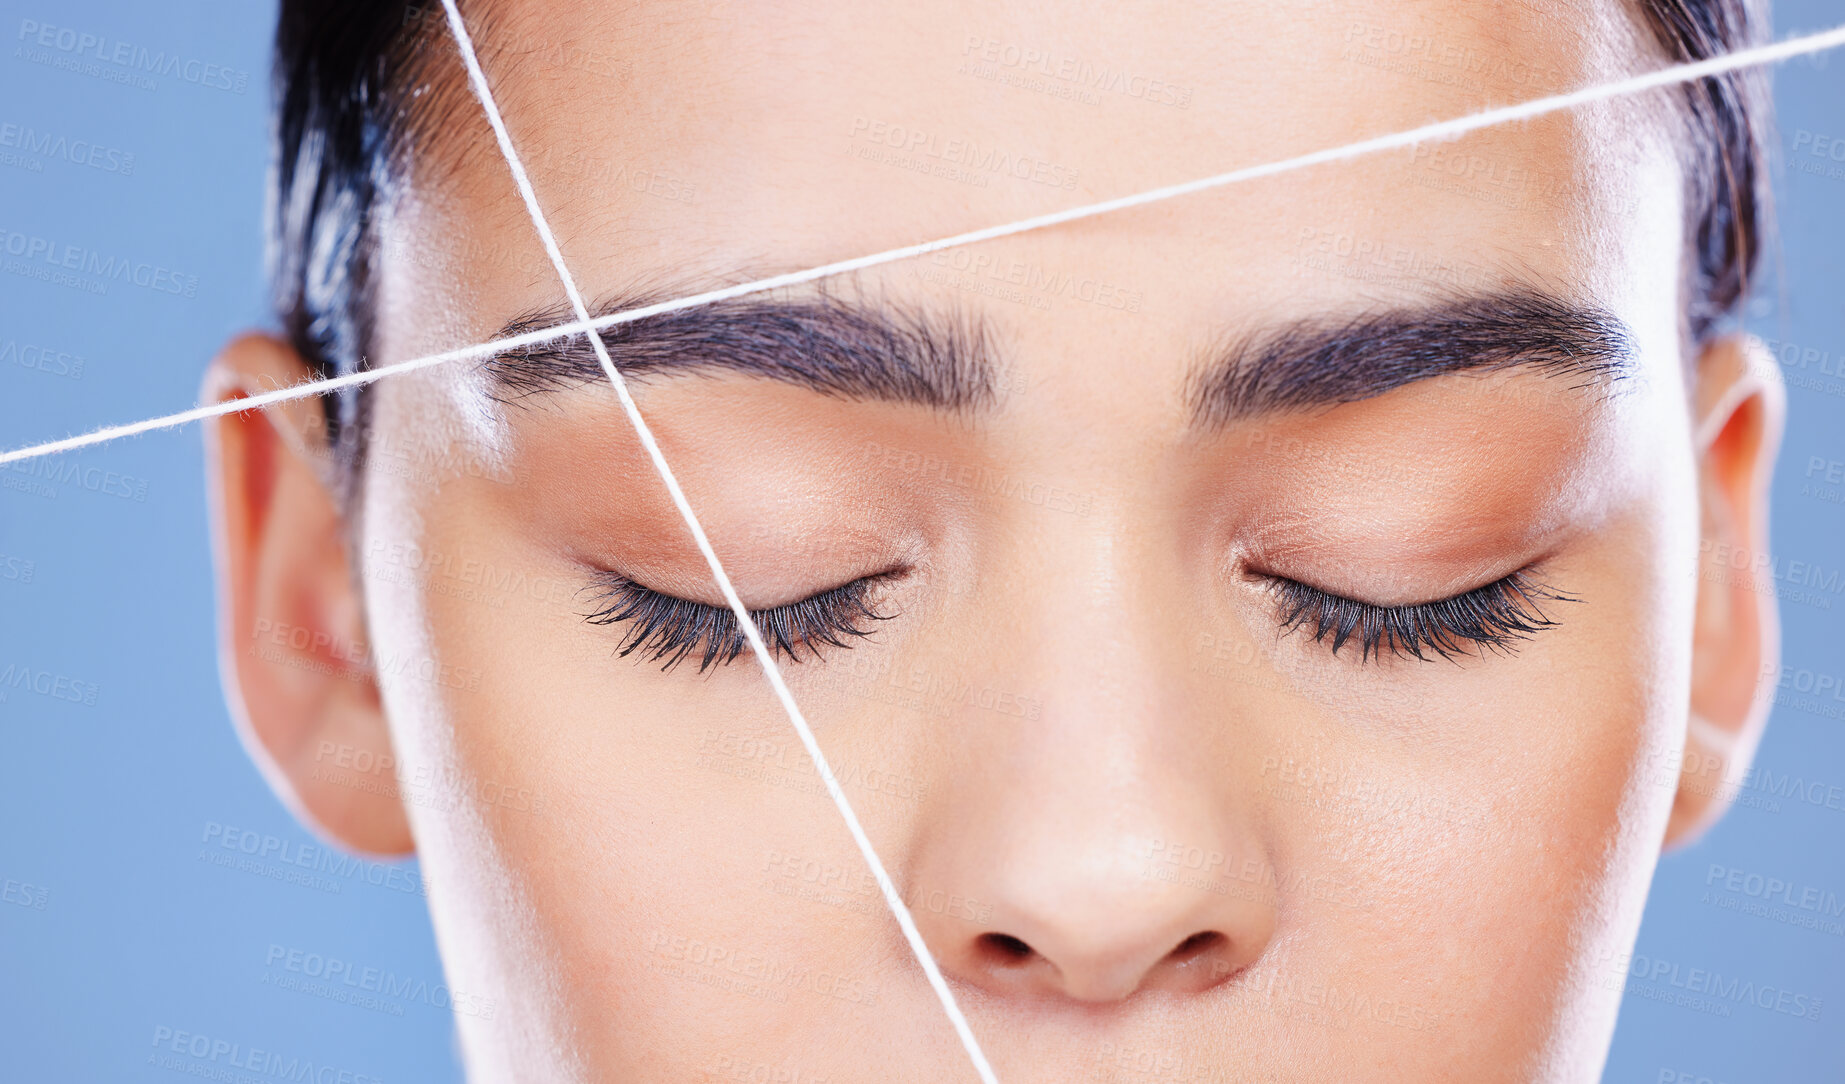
[202,333,415,856]
[1666,334,1785,849]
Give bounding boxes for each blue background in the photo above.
[0,2,1840,1081]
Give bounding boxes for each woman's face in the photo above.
[209,0,1785,1080]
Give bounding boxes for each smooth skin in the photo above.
[203,0,1782,1080]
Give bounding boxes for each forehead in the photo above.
[379,0,1683,369]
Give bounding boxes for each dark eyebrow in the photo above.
[1185,290,1639,428]
[484,294,997,411]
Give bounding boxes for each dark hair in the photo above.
[270,0,1772,501]
[271,0,428,504]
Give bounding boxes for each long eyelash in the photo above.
[579,573,892,673]
[1266,570,1575,663]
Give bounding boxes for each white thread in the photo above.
[3,20,1841,470]
[435,2,1003,1080]
[0,316,609,466]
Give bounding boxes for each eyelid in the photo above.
[1255,567,1574,663]
[580,570,896,673]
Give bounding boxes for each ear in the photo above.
[1664,334,1785,849]
[202,333,414,856]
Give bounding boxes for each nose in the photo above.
[908,715,1277,1003]
[903,486,1278,1004]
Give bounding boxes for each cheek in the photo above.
[363,475,880,1058]
[1366,485,1697,1053]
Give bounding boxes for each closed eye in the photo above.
[1259,568,1575,663]
[580,571,895,673]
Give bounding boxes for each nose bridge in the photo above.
[908,515,1278,1004]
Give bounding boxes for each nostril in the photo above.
[1167,931,1225,964]
[977,933,1035,966]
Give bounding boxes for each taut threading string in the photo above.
[3,20,1841,468]
[436,1,1003,1079]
